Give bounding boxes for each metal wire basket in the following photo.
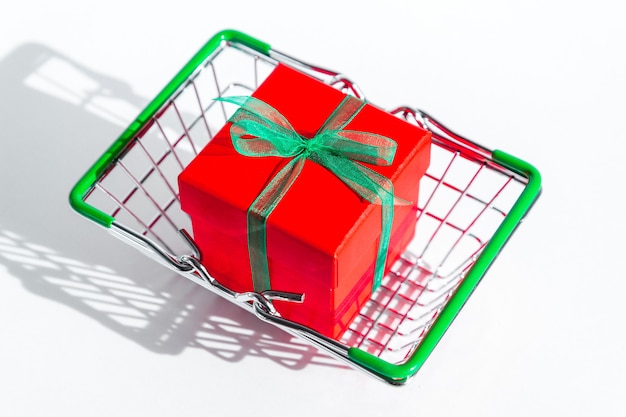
[69,30,541,385]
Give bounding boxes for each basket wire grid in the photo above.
[70,31,541,385]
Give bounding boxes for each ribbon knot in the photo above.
[301,137,317,155]
[217,95,409,293]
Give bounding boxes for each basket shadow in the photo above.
[0,43,345,372]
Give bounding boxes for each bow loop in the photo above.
[313,130,397,166]
[217,96,304,157]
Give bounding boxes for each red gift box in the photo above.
[179,64,431,338]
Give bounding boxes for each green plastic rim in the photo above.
[348,149,542,384]
[68,29,271,227]
[68,29,542,385]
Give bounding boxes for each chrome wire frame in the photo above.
[108,221,394,383]
[83,39,529,384]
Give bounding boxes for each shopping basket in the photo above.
[69,30,541,385]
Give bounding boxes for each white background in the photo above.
[1,1,624,416]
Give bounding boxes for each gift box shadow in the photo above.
[0,43,345,371]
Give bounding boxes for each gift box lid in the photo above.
[179,64,431,289]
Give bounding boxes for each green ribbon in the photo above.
[217,95,408,294]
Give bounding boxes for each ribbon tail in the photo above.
[373,193,394,290]
[333,161,396,290]
[311,152,407,291]
[247,156,306,292]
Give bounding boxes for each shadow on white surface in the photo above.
[0,43,343,371]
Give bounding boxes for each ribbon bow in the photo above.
[217,95,408,294]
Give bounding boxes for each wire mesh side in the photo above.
[339,112,527,364]
[83,45,279,257]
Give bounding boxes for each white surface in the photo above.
[1,1,624,416]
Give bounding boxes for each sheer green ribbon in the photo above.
[217,95,408,294]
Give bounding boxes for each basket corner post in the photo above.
[210,29,271,56]
[493,149,542,196]
[69,178,114,228]
[348,347,418,386]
